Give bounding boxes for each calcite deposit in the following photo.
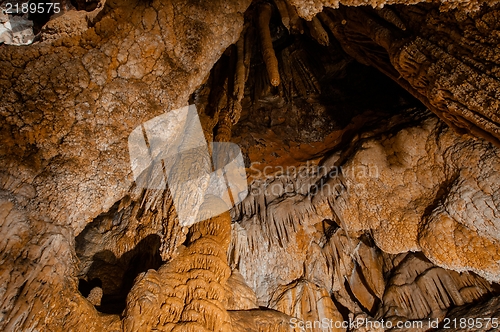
[1,0,500,331]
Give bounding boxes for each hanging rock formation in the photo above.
[317,3,500,146]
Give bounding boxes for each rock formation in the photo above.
[1,0,500,331]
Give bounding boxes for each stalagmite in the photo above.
[258,3,281,87]
[122,204,234,332]
[225,269,259,310]
[86,287,103,307]
[216,107,234,142]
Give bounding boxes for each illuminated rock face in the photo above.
[1,0,500,331]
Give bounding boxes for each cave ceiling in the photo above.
[1,0,500,331]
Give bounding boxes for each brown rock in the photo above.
[2,0,500,331]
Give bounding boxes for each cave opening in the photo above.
[194,2,426,179]
[76,229,163,315]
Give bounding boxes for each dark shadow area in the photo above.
[77,234,163,315]
[78,277,102,297]
[70,0,100,11]
[207,9,425,168]
[330,292,351,323]
[27,0,59,34]
[317,219,339,244]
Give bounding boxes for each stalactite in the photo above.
[349,264,377,312]
[279,48,294,102]
[355,241,385,300]
[317,11,337,35]
[231,26,248,125]
[214,24,253,143]
[243,25,254,82]
[214,46,235,142]
[377,254,494,321]
[208,55,231,112]
[306,16,330,46]
[205,54,232,141]
[286,1,304,34]
[258,3,281,87]
[269,279,344,327]
[291,58,308,98]
[375,7,407,31]
[293,50,321,95]
[273,0,291,31]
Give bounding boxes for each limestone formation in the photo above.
[318,4,500,147]
[269,279,345,331]
[435,296,500,331]
[258,3,281,87]
[0,0,252,330]
[2,0,500,331]
[378,253,493,322]
[225,269,259,311]
[122,208,233,332]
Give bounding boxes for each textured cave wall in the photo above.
[317,3,500,148]
[206,0,500,329]
[0,0,252,329]
[287,0,499,20]
[1,0,500,331]
[228,106,499,329]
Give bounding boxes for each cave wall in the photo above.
[1,0,500,331]
[0,0,251,329]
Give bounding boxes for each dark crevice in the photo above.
[77,234,163,315]
[78,278,102,297]
[330,293,351,323]
[343,277,373,314]
[70,0,100,11]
